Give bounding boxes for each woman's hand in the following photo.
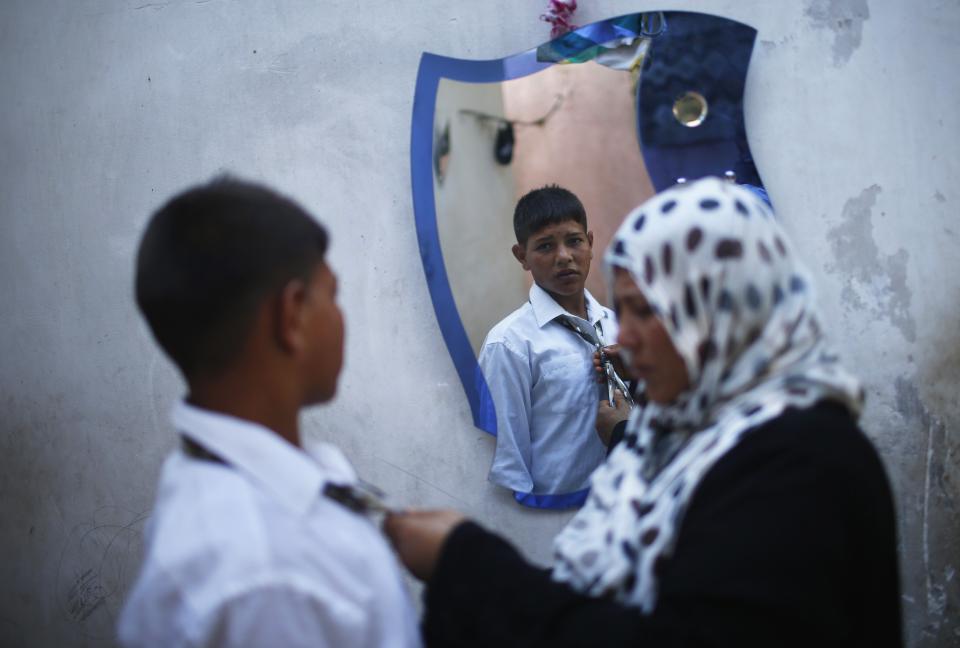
[383,509,466,582]
[596,389,630,446]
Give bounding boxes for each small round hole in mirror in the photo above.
[673,91,708,127]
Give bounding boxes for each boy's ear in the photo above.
[511,243,530,271]
[274,277,309,354]
[587,230,594,248]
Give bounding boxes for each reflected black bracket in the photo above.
[410,11,766,439]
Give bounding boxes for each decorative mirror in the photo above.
[411,11,767,507]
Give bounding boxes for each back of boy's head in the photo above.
[513,185,587,246]
[135,177,328,379]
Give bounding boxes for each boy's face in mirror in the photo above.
[512,220,593,301]
[300,262,344,404]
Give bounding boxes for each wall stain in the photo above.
[825,185,916,342]
[55,506,150,640]
[66,569,106,622]
[893,376,958,640]
[933,190,946,203]
[804,0,871,67]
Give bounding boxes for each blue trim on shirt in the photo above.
[513,488,590,509]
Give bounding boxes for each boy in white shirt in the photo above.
[479,185,620,508]
[118,178,421,648]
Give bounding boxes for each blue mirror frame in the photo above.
[411,10,765,438]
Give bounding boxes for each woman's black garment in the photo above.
[423,403,902,648]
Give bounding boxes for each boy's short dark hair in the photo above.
[513,185,587,245]
[135,177,328,379]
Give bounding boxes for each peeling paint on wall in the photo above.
[892,376,959,641]
[825,185,916,342]
[805,0,871,67]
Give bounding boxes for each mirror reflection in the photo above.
[415,10,765,509]
[434,58,656,507]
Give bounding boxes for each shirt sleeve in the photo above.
[479,340,535,493]
[200,584,378,648]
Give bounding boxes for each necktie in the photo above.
[556,314,636,407]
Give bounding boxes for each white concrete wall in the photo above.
[0,1,956,646]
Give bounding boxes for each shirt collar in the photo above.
[171,401,351,516]
[529,283,605,329]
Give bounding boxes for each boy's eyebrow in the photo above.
[531,233,557,245]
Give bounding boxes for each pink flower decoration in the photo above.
[541,0,578,38]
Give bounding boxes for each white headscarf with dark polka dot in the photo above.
[551,177,864,613]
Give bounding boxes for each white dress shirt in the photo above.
[117,402,421,648]
[479,284,617,500]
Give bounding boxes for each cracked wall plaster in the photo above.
[805,0,871,66]
[825,184,916,342]
[892,377,959,641]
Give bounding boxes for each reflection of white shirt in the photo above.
[479,284,617,500]
[117,402,421,648]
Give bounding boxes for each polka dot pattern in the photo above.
[553,177,864,614]
[715,238,743,259]
[699,198,721,210]
[774,236,787,257]
[684,283,697,319]
[745,284,762,310]
[697,339,717,368]
[686,227,703,252]
[699,276,711,301]
[718,290,735,311]
[757,240,772,263]
[772,283,784,305]
[661,243,673,276]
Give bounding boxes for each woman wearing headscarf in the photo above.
[385,178,902,647]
